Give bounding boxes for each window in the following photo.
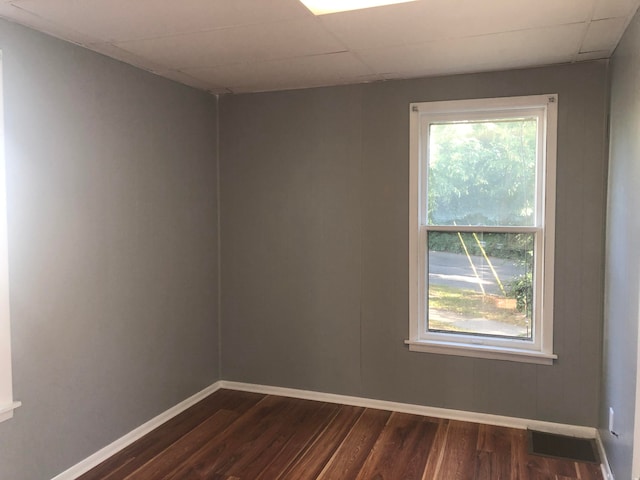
[0,51,19,422]
[407,95,557,364]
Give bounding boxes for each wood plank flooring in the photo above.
[77,389,603,480]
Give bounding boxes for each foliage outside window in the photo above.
[407,95,557,364]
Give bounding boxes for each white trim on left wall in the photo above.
[51,382,223,480]
[0,50,20,425]
[52,381,613,480]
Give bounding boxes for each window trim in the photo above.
[0,51,19,422]
[407,94,558,365]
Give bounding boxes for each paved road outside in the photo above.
[428,251,530,337]
[429,251,526,295]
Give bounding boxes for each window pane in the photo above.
[428,119,537,226]
[427,231,534,339]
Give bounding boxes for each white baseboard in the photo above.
[52,380,604,479]
[219,380,597,439]
[595,429,615,480]
[51,381,223,480]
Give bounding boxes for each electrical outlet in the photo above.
[609,407,615,433]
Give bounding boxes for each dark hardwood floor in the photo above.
[77,389,603,480]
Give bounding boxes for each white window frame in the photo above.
[406,94,558,365]
[0,51,19,422]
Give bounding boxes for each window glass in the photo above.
[427,231,534,339]
[427,119,537,227]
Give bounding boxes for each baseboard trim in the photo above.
[52,380,603,479]
[51,381,223,480]
[219,380,597,438]
[595,429,615,480]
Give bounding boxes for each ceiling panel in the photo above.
[87,42,168,73]
[10,0,312,42]
[319,0,595,50]
[581,17,629,52]
[114,17,345,70]
[154,69,225,93]
[575,50,610,61]
[356,23,586,77]
[593,0,639,19]
[185,52,377,93]
[0,1,99,46]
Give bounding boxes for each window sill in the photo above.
[405,340,557,365]
[0,401,21,423]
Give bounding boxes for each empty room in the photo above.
[0,0,639,478]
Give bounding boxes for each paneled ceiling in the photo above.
[0,0,638,94]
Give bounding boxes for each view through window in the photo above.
[427,119,536,340]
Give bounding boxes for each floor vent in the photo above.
[528,430,599,464]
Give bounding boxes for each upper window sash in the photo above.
[418,107,547,229]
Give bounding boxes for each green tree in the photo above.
[428,119,537,227]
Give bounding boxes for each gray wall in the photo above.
[220,61,609,427]
[0,20,220,480]
[601,7,640,480]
